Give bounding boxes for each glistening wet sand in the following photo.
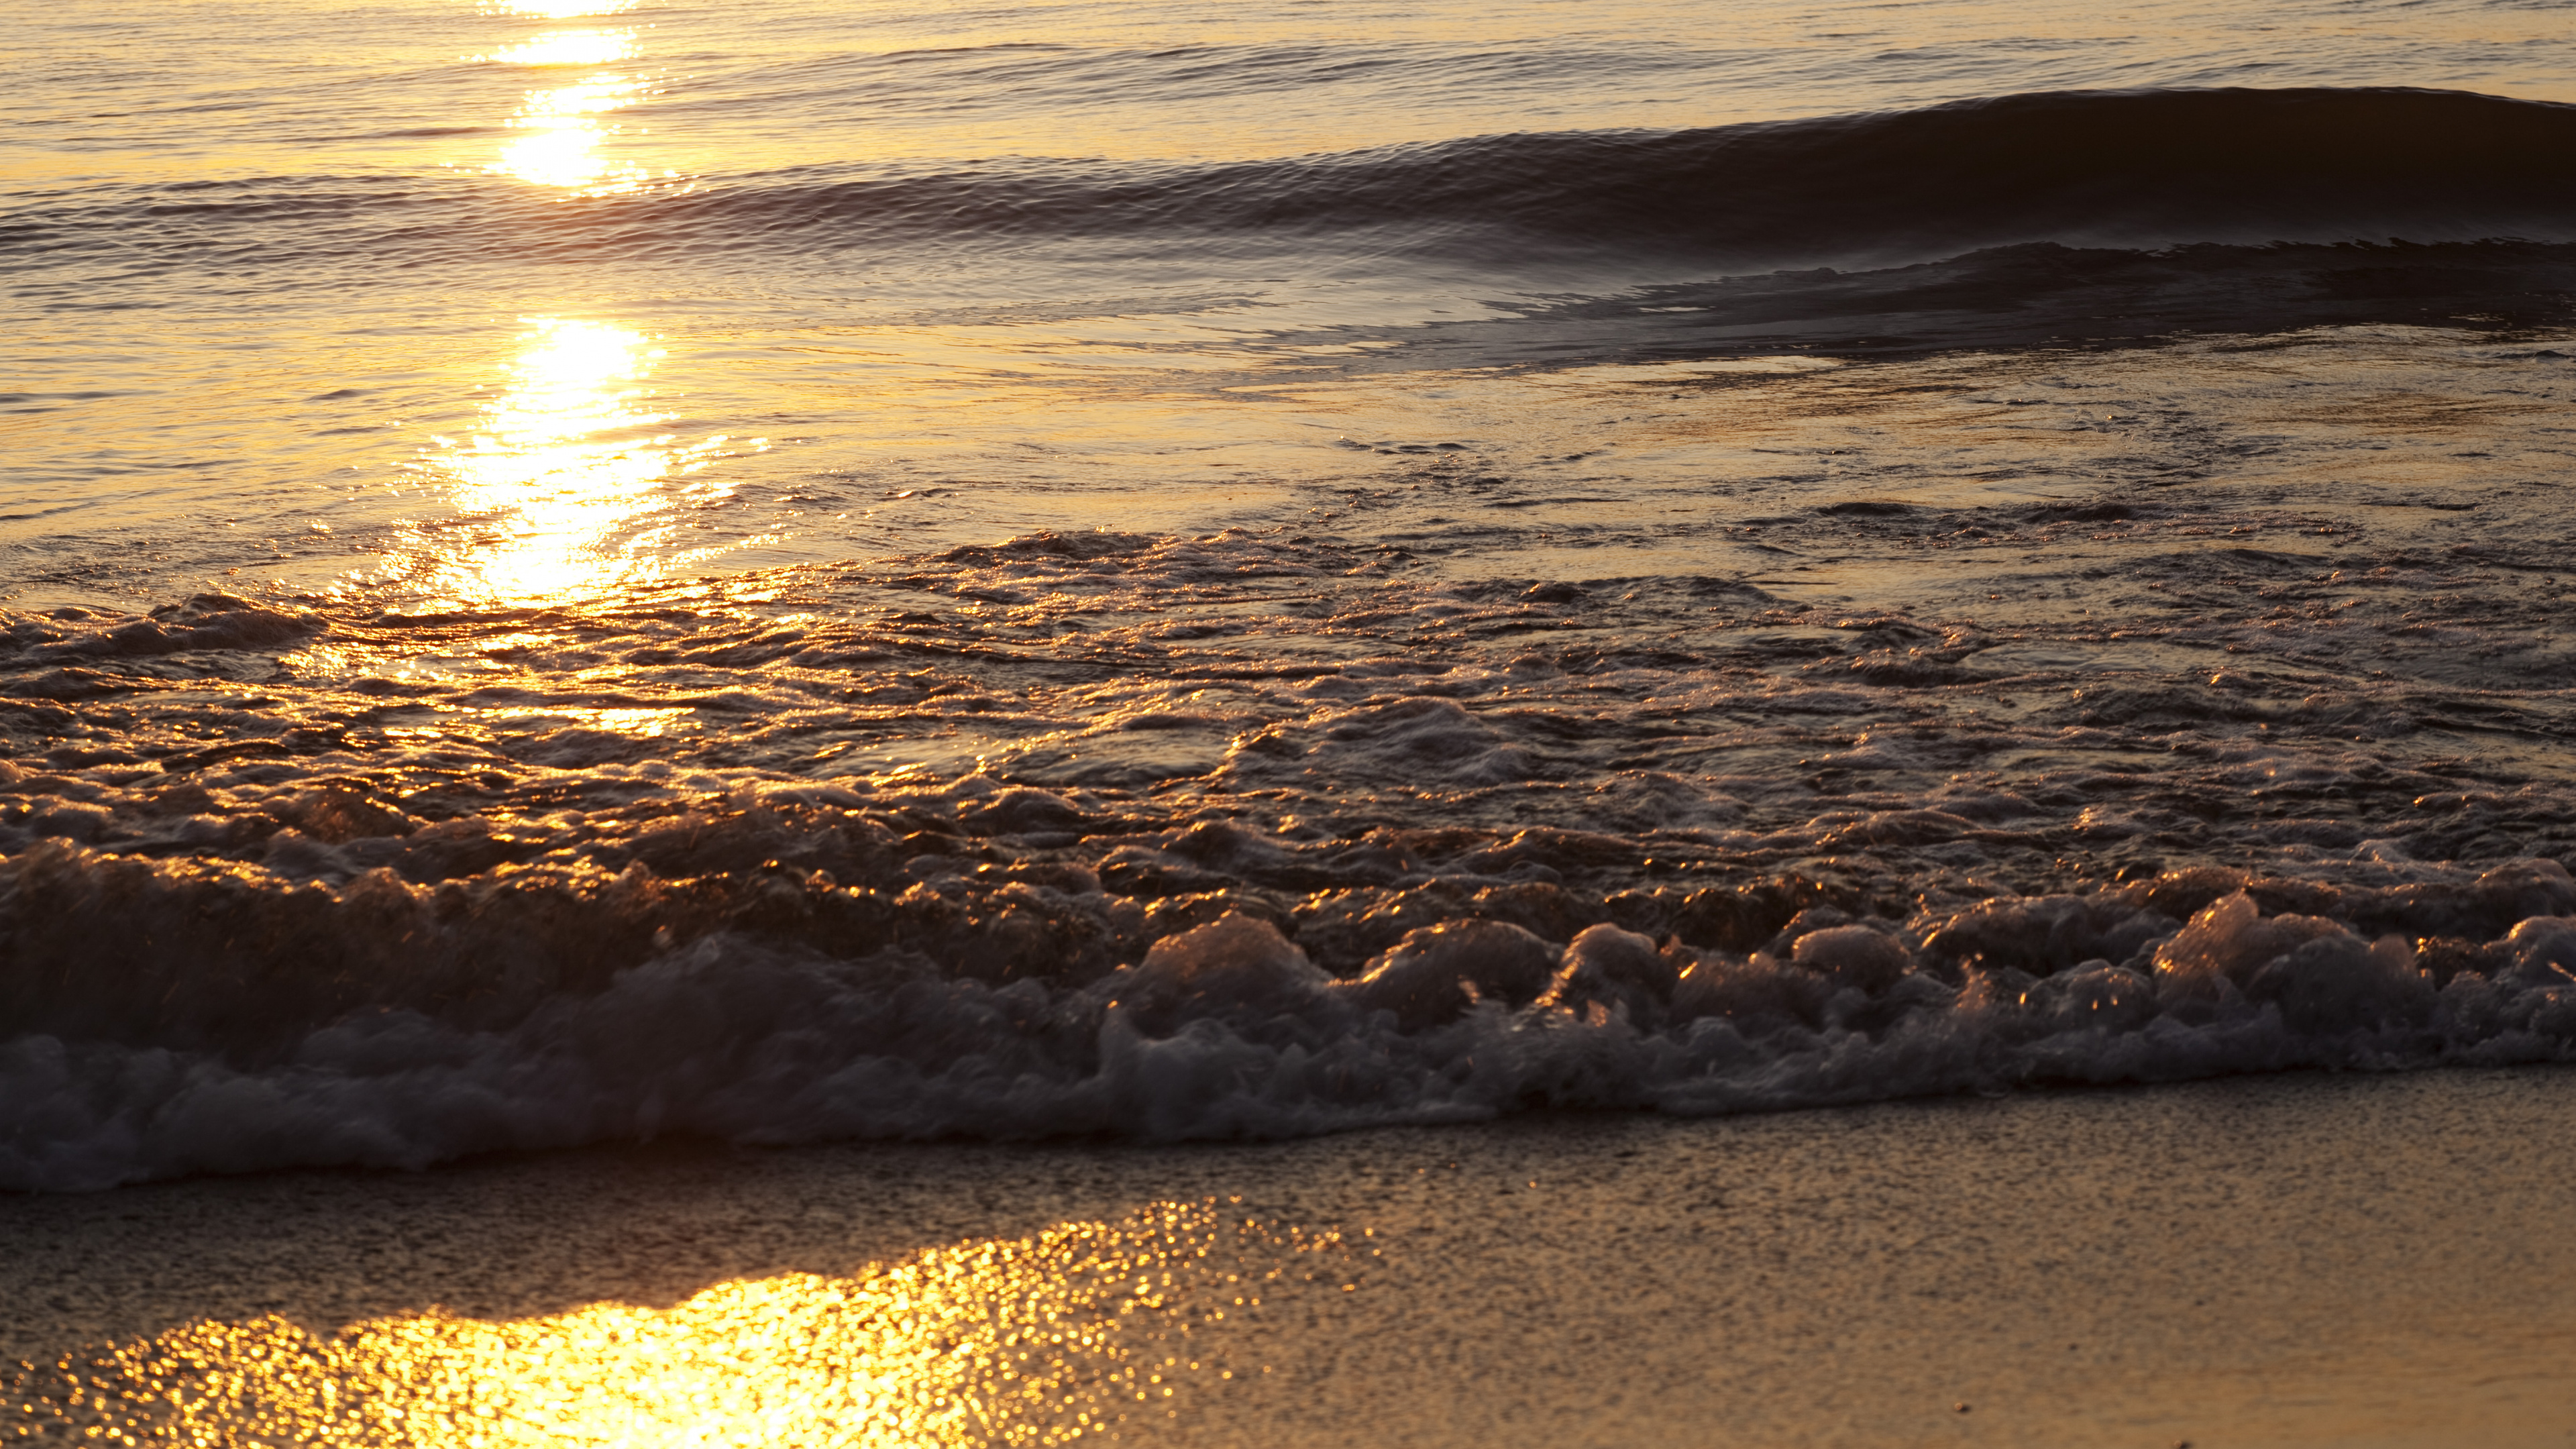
[11,1067,2575,1447]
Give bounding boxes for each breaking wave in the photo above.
[9,830,2576,1191]
[11,535,2576,1191]
[11,464,2576,1189]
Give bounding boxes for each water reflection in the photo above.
[410,318,743,604]
[497,70,646,191]
[12,1203,1346,1446]
[485,0,648,193]
[493,29,635,68]
[494,0,637,19]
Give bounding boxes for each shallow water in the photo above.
[11,1071,2576,1446]
[7,0,2576,1189]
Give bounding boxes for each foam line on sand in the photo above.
[8,1068,2576,1447]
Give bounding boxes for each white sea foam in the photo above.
[9,885,2576,1191]
[10,360,2576,1189]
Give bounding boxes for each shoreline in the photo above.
[11,1065,2576,1446]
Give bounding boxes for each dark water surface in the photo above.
[7,0,2576,1191]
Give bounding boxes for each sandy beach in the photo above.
[11,1067,2575,1447]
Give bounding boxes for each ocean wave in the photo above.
[8,517,2576,1189]
[16,89,2576,280]
[675,86,2576,264]
[9,848,2576,1191]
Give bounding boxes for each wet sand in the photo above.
[9,1068,2576,1447]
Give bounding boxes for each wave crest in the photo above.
[9,822,2576,1190]
[18,89,2576,276]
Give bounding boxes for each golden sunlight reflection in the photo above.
[496,0,637,17]
[496,72,647,191]
[409,318,746,604]
[14,1204,1354,1446]
[491,29,637,67]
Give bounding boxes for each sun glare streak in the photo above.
[9,1204,1352,1446]
[404,319,747,605]
[490,28,637,66]
[496,71,647,190]
[496,0,637,17]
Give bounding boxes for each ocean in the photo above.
[8,0,2576,1199]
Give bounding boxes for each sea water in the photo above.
[5,0,2576,1191]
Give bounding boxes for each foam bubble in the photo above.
[7,882,2576,1190]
